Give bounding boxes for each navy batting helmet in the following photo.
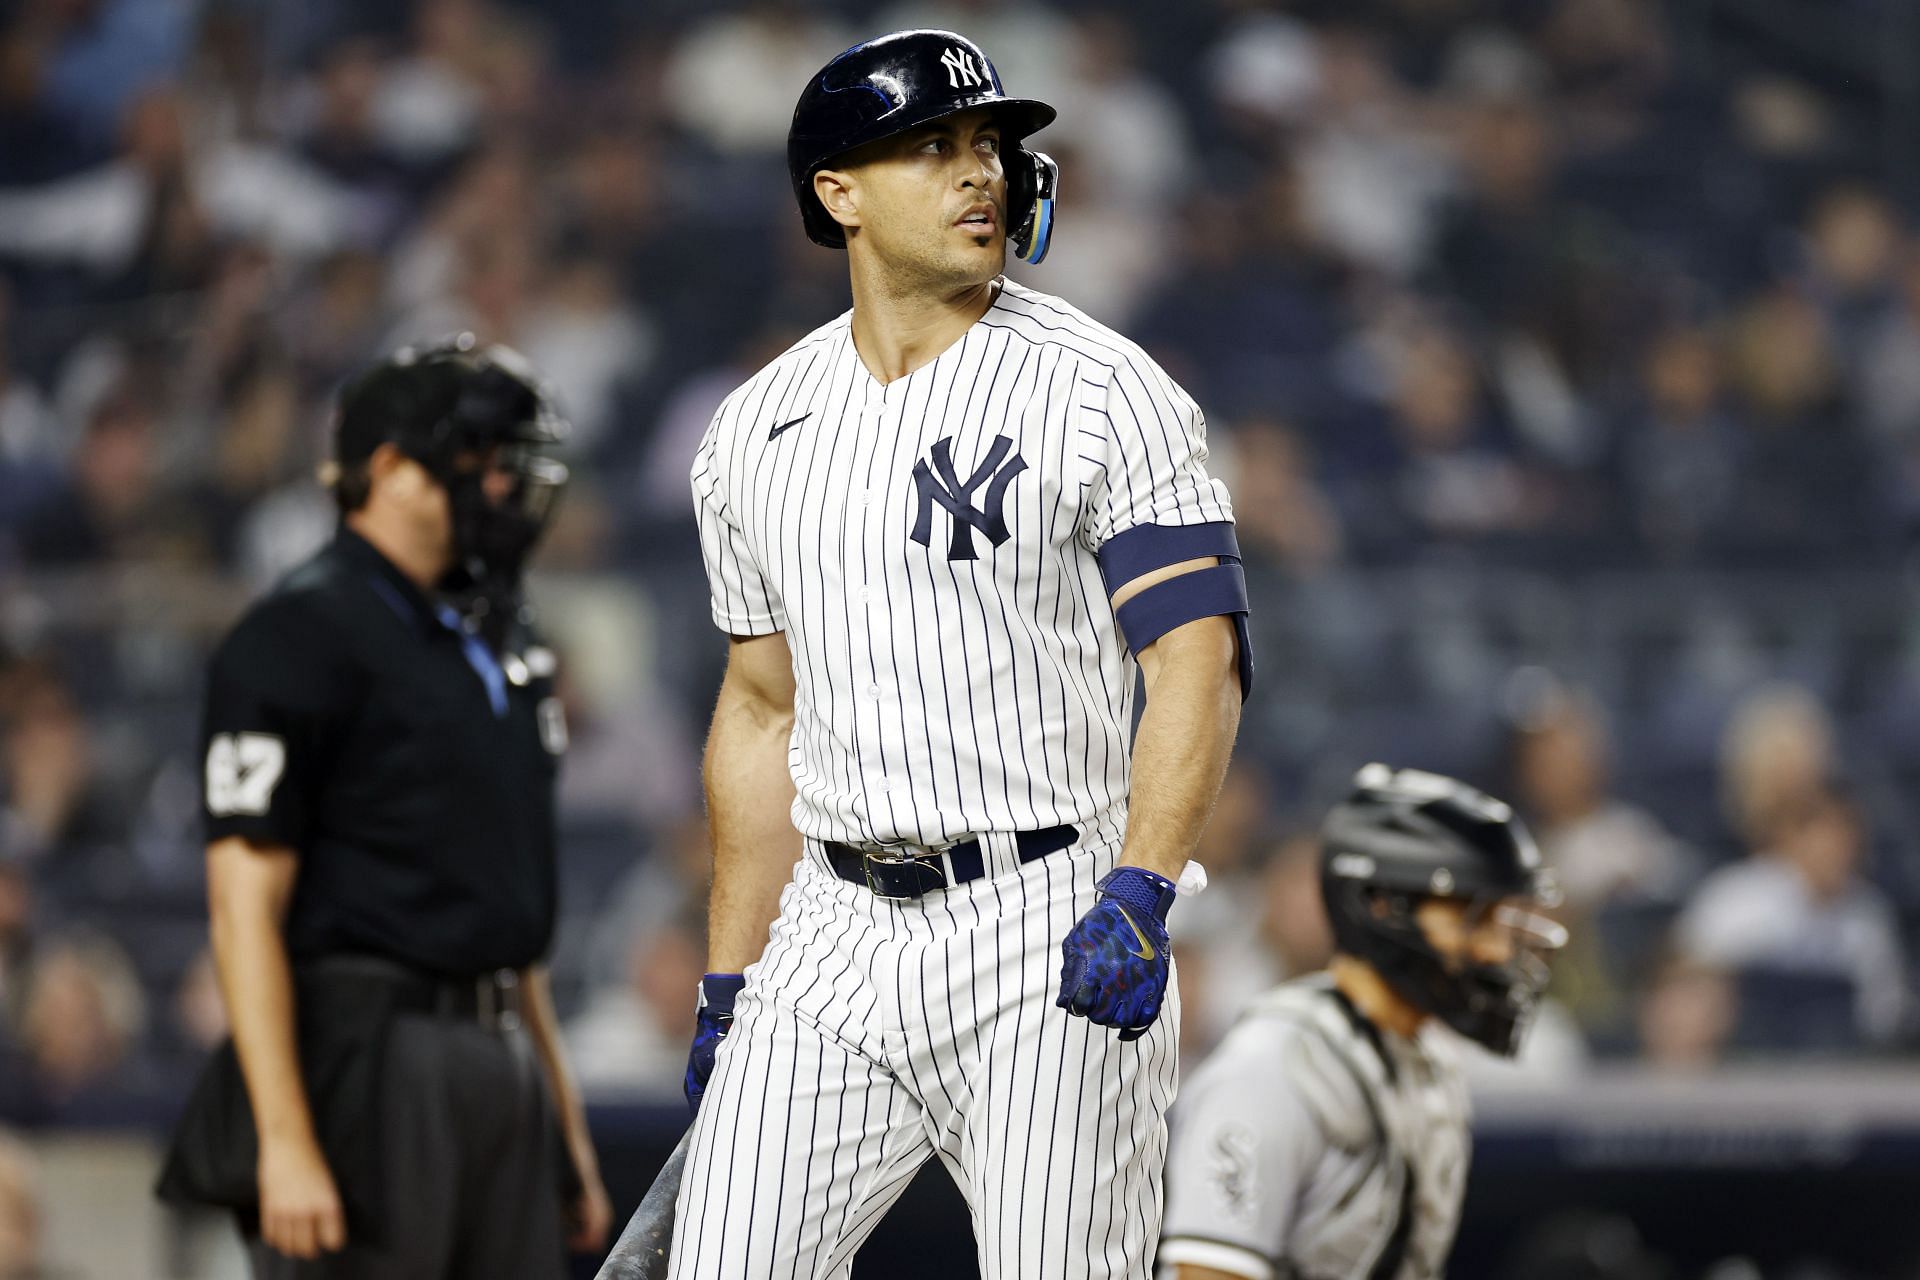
[1320,764,1566,1056]
[787,30,1060,264]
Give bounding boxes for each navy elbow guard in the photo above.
[1098,521,1253,698]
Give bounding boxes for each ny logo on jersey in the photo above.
[910,435,1028,561]
[940,47,983,89]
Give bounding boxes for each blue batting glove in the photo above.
[684,972,745,1114]
[1057,866,1177,1041]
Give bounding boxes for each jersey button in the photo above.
[861,404,885,424]
[867,683,883,698]
[858,587,873,603]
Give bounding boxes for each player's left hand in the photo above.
[684,972,746,1113]
[1057,866,1177,1041]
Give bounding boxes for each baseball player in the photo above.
[1159,765,1567,1280]
[668,28,1251,1280]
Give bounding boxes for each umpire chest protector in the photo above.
[788,29,1061,264]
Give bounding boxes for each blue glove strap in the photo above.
[700,972,746,1013]
[1095,866,1178,924]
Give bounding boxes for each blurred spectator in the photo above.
[565,902,705,1097]
[1860,245,1920,446]
[1719,682,1837,854]
[1614,325,1746,563]
[1345,319,1549,560]
[662,2,855,156]
[515,253,655,458]
[1294,24,1454,278]
[1225,417,1345,573]
[17,930,147,1109]
[1800,183,1902,356]
[1044,14,1189,217]
[1675,789,1907,1049]
[1721,286,1882,564]
[1508,681,1688,910]
[0,660,88,862]
[12,375,178,567]
[0,286,58,475]
[1638,954,1737,1071]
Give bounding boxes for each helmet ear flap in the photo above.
[1007,149,1058,264]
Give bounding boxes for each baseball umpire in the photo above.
[664,27,1251,1280]
[157,336,611,1277]
[1159,765,1567,1280]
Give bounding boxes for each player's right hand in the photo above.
[258,1133,346,1260]
[1057,866,1177,1041]
[685,972,747,1114]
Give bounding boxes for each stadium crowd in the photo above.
[0,0,1913,1202]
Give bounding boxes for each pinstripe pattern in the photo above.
[676,278,1234,1277]
[668,841,1180,1280]
[690,280,1233,849]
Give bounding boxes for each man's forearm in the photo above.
[1118,617,1242,881]
[521,967,598,1176]
[703,688,802,973]
[210,899,317,1147]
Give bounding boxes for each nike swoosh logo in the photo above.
[768,413,810,441]
[1115,904,1156,960]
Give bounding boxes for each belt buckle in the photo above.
[860,839,957,902]
[477,969,521,1032]
[862,844,921,902]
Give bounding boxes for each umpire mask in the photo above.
[1320,765,1567,1056]
[337,334,569,605]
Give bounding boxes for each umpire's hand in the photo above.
[259,1133,347,1259]
[1057,866,1177,1041]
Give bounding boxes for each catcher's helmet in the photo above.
[1320,764,1565,1056]
[336,334,568,599]
[788,30,1060,264]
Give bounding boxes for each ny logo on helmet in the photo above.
[911,435,1027,561]
[941,47,983,89]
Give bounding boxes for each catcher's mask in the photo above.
[334,333,569,608]
[1320,764,1567,1055]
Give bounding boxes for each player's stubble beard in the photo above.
[851,172,1006,303]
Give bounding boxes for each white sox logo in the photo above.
[911,434,1027,561]
[940,46,983,89]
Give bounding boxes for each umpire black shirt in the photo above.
[201,528,561,977]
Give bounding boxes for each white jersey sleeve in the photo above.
[692,410,786,636]
[1079,349,1235,553]
[1160,1018,1332,1280]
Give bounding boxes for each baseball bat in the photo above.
[594,1126,691,1280]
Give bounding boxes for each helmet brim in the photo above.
[801,95,1055,176]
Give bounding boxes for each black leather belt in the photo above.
[299,956,527,1032]
[824,824,1078,900]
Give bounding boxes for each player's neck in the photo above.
[1329,954,1426,1041]
[847,262,999,385]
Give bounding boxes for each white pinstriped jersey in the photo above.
[692,277,1235,849]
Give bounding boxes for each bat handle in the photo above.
[595,1128,692,1280]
